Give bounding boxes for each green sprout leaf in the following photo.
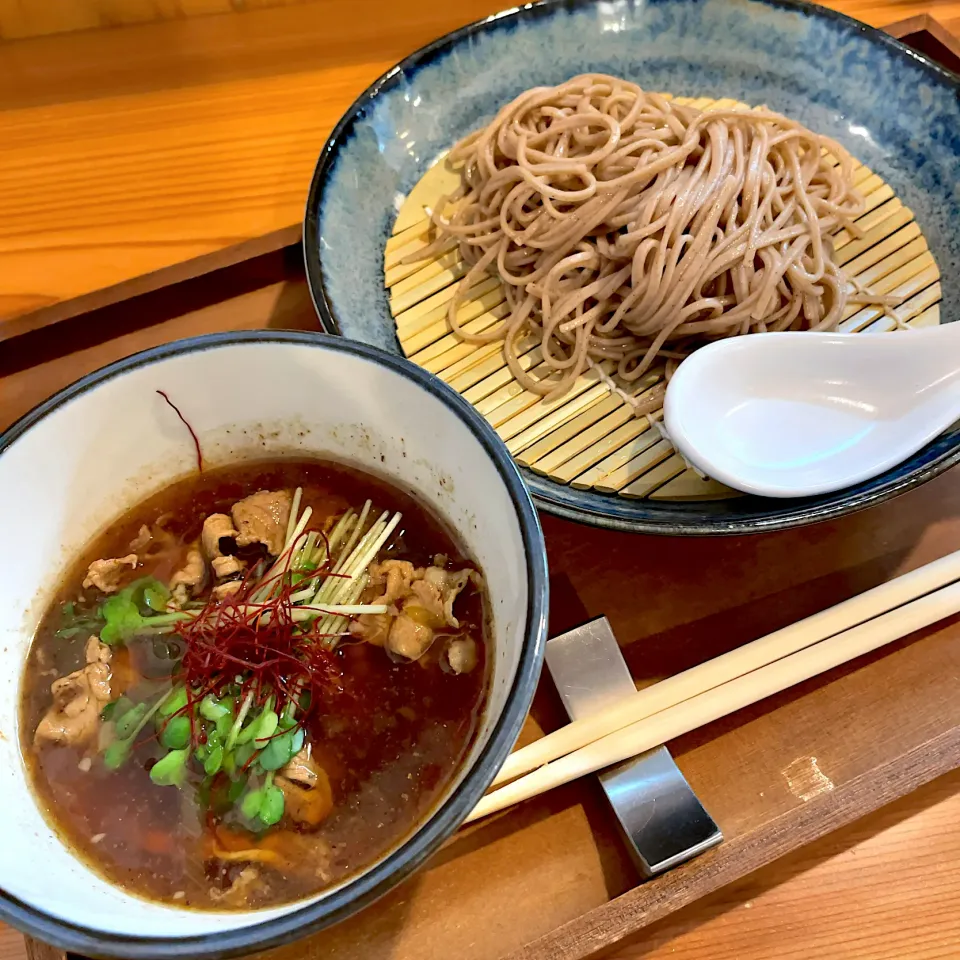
[100,698,123,721]
[234,741,257,769]
[55,601,104,640]
[227,777,246,805]
[115,702,148,739]
[203,744,224,776]
[258,784,285,826]
[150,748,189,788]
[237,703,278,746]
[157,685,188,718]
[99,593,143,645]
[257,730,297,771]
[215,712,234,740]
[199,696,230,722]
[139,579,171,613]
[235,719,259,745]
[159,714,191,750]
[108,696,135,723]
[252,710,279,747]
[100,688,182,769]
[103,739,132,770]
[240,788,264,820]
[99,581,187,646]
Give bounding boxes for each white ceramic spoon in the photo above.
[663,323,960,498]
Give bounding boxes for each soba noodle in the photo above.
[414,75,875,416]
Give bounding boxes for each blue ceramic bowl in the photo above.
[304,0,960,536]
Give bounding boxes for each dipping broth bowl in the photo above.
[0,331,548,959]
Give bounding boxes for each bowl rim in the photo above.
[301,0,960,537]
[0,330,549,959]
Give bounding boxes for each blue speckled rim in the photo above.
[0,330,548,960]
[302,0,960,536]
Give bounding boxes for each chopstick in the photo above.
[492,548,960,789]
[468,562,960,824]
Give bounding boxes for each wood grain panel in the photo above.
[1,0,958,336]
[0,926,25,960]
[616,769,960,960]
[0,0,312,41]
[0,0,510,335]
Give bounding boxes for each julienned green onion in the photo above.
[225,690,254,751]
[227,603,388,623]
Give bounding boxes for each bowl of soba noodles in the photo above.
[304,0,960,535]
[0,331,548,957]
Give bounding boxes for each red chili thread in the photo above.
[156,389,203,472]
[170,532,351,748]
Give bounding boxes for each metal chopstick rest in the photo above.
[545,616,722,876]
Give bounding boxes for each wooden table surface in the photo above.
[1,0,960,337]
[3,1,960,958]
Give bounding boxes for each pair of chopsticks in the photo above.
[466,548,960,823]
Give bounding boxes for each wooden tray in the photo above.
[7,247,960,960]
[7,18,960,960]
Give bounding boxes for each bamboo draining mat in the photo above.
[385,96,942,503]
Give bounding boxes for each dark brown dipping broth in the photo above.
[21,460,488,910]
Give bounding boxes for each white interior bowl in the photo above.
[0,331,547,958]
